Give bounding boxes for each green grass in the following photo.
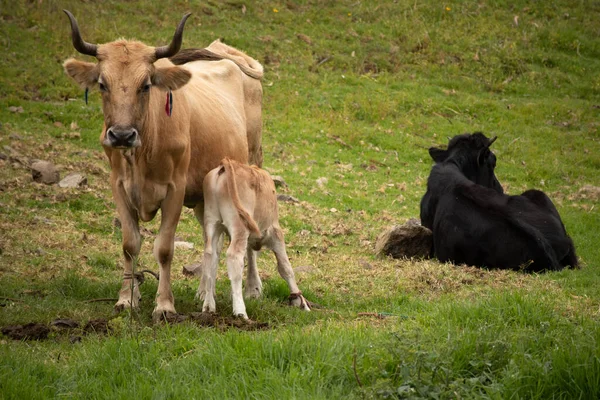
[1,0,599,398]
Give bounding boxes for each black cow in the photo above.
[420,132,577,272]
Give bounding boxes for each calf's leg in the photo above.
[245,249,263,298]
[227,231,250,319]
[199,221,221,313]
[266,226,310,311]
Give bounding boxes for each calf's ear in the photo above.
[63,58,99,88]
[428,147,448,163]
[152,66,192,91]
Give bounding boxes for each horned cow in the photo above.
[199,158,310,319]
[62,11,263,321]
[420,132,577,272]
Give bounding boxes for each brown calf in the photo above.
[199,158,310,319]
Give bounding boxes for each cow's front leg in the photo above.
[113,187,142,312]
[152,183,185,323]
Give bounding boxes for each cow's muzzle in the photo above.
[104,126,141,148]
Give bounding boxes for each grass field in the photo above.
[1,0,599,398]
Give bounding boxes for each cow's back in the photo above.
[179,59,250,206]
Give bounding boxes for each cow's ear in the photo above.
[429,147,447,163]
[63,58,99,88]
[152,67,192,91]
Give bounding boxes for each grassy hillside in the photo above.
[1,1,599,398]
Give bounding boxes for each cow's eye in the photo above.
[140,83,151,93]
[98,82,107,92]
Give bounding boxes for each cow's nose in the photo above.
[105,126,140,148]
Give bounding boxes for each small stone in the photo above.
[297,33,312,45]
[8,106,24,113]
[9,133,23,140]
[58,173,87,188]
[182,263,202,277]
[51,319,79,329]
[271,175,288,188]
[174,241,194,250]
[31,160,60,185]
[277,194,299,203]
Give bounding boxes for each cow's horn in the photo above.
[487,136,498,147]
[155,13,192,60]
[63,10,98,57]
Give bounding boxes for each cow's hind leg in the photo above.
[245,249,263,298]
[266,226,310,311]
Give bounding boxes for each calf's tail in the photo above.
[221,158,261,235]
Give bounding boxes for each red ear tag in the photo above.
[165,91,173,116]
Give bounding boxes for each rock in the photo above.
[182,263,202,277]
[51,319,79,329]
[8,106,24,113]
[31,160,59,185]
[271,175,288,188]
[297,33,312,45]
[59,173,87,188]
[174,241,194,250]
[375,218,432,259]
[9,133,23,140]
[277,194,299,203]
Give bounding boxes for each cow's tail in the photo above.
[221,158,261,236]
[460,184,560,271]
[169,41,263,80]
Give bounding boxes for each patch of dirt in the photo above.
[188,312,270,331]
[1,323,50,340]
[572,185,600,202]
[83,318,110,334]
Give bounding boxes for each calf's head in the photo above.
[429,132,503,193]
[62,10,192,149]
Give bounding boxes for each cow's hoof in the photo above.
[202,304,216,313]
[244,286,262,299]
[234,312,249,320]
[289,293,311,311]
[114,299,139,313]
[152,308,178,324]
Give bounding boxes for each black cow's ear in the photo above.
[429,147,447,162]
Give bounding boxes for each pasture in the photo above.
[1,0,599,398]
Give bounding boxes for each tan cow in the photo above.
[62,10,263,321]
[200,158,310,319]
